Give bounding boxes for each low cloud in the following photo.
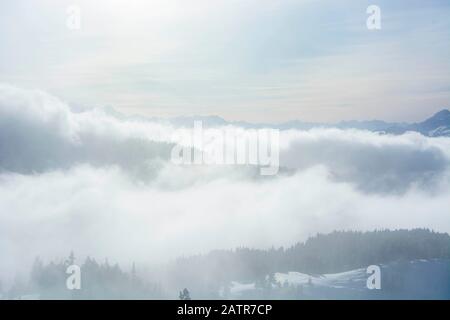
[1,164,449,282]
[0,85,173,177]
[1,84,450,282]
[279,129,450,194]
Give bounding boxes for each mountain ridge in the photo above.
[95,106,450,137]
[168,109,450,137]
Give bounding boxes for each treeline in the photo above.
[6,252,164,299]
[169,229,450,293]
[284,228,450,273]
[3,229,449,299]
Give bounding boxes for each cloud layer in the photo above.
[1,84,450,282]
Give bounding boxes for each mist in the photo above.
[1,84,450,288]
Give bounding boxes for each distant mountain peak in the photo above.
[405,108,450,137]
[430,109,450,120]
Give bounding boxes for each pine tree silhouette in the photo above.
[179,288,191,300]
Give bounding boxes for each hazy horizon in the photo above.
[1,0,449,122]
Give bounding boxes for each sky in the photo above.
[1,0,450,122]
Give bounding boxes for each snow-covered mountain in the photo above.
[385,109,450,137]
[161,109,450,137]
[94,103,450,137]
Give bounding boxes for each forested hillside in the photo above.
[3,229,449,299]
[170,229,450,286]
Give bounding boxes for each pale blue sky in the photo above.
[1,0,449,122]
